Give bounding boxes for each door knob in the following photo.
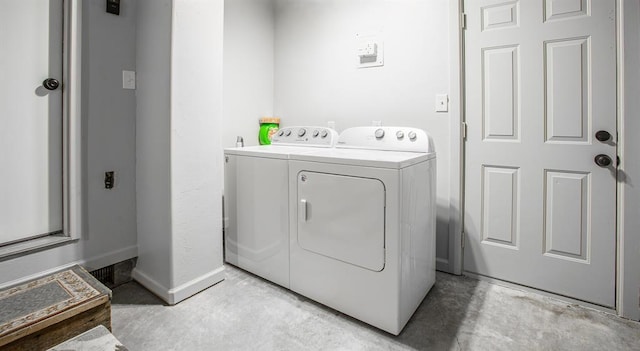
[594,154,612,167]
[42,78,60,91]
[595,130,611,142]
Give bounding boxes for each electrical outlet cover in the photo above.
[356,33,384,68]
[435,94,449,112]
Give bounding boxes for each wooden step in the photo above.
[0,265,112,351]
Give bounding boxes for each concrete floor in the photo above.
[111,266,640,350]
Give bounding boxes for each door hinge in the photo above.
[461,13,467,30]
[462,122,468,140]
[461,232,465,248]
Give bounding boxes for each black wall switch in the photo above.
[107,0,120,15]
[105,171,115,189]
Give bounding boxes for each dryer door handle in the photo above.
[299,199,308,222]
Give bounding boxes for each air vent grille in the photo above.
[90,265,115,286]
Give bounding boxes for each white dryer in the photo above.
[288,126,436,335]
[224,126,338,288]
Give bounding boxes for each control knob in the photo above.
[375,128,385,139]
[396,131,404,139]
[312,130,319,137]
[408,131,417,141]
[298,128,306,137]
[320,130,328,138]
[285,129,292,136]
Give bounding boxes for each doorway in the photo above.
[0,0,64,245]
[462,0,617,307]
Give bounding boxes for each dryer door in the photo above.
[296,171,385,271]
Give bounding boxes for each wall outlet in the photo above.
[105,171,115,189]
[356,33,384,68]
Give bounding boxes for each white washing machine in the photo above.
[288,126,436,335]
[224,126,338,288]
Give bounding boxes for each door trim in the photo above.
[442,0,464,275]
[62,0,82,240]
[617,0,640,321]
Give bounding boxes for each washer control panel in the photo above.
[271,126,338,147]
[337,126,434,153]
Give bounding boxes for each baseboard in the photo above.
[168,266,226,304]
[436,257,451,273]
[132,266,226,305]
[81,245,138,272]
[131,268,172,303]
[0,245,138,290]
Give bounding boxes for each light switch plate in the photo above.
[122,70,136,90]
[435,94,448,112]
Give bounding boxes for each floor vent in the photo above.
[90,265,115,286]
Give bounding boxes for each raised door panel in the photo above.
[544,170,590,262]
[481,166,520,248]
[544,0,590,22]
[545,38,590,143]
[481,1,519,32]
[482,46,520,141]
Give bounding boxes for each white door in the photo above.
[0,1,64,244]
[464,0,617,307]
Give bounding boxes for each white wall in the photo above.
[223,0,454,268]
[134,0,225,304]
[170,0,225,291]
[272,0,453,266]
[135,0,173,291]
[0,0,138,286]
[223,0,275,148]
[620,0,640,321]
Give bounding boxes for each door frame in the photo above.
[62,0,82,240]
[616,0,640,321]
[450,0,640,320]
[443,0,464,275]
[0,0,82,258]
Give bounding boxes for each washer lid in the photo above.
[289,147,434,169]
